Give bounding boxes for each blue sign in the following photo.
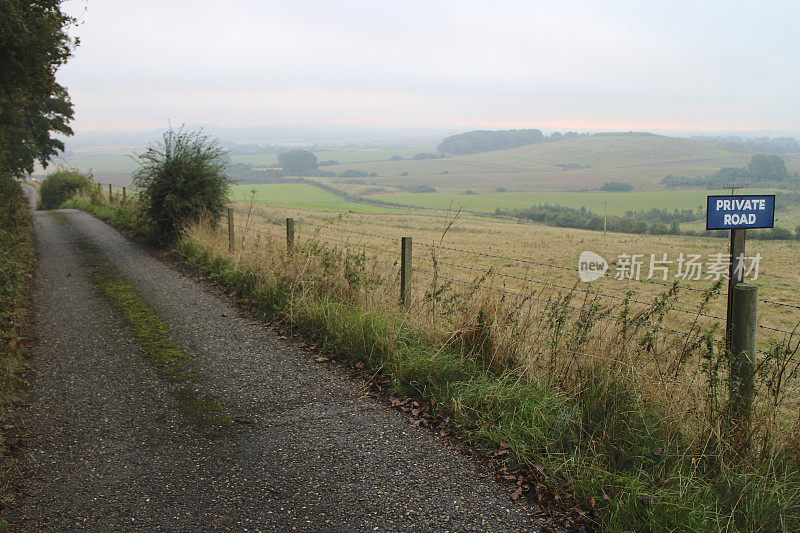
[706,195,775,230]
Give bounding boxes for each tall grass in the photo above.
[70,195,800,530]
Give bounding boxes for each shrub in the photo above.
[39,169,93,209]
[133,127,230,244]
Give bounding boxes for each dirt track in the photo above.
[7,209,542,531]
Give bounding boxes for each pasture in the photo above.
[369,189,713,216]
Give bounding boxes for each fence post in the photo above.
[122,186,126,203]
[727,283,758,455]
[400,236,412,306]
[286,218,295,250]
[227,208,234,253]
[108,184,113,203]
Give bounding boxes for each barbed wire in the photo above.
[301,219,398,242]
[413,269,710,343]
[415,254,726,321]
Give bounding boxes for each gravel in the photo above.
[7,209,544,531]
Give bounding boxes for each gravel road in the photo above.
[7,209,543,531]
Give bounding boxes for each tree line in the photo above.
[662,154,798,188]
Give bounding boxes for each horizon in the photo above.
[59,0,800,143]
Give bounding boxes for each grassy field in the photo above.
[231,146,432,167]
[226,201,800,335]
[51,133,800,195]
[229,183,390,213]
[370,189,714,216]
[320,133,800,191]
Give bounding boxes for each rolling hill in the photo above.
[322,132,790,192]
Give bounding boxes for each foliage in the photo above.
[39,169,93,209]
[133,126,230,244]
[437,129,547,154]
[662,154,797,189]
[599,181,633,192]
[277,149,318,175]
[0,178,34,528]
[0,0,77,178]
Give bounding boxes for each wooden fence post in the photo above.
[728,283,758,455]
[286,218,295,250]
[108,183,113,203]
[227,208,234,253]
[400,236,412,306]
[122,186,126,203]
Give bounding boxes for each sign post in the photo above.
[706,193,774,345]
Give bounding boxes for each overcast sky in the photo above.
[59,0,800,135]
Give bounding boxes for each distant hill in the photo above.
[438,129,583,155]
[323,132,788,191]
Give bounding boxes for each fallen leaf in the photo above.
[511,486,523,501]
[315,356,329,363]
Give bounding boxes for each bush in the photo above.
[39,169,93,209]
[133,127,231,244]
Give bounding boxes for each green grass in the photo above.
[231,146,433,167]
[372,189,715,216]
[229,183,392,213]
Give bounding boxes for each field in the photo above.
[226,200,800,337]
[231,146,432,167]
[319,133,800,191]
[370,189,713,216]
[48,133,800,195]
[229,183,389,213]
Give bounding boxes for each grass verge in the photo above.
[66,196,800,531]
[0,180,35,532]
[67,233,234,435]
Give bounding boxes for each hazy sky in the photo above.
[59,0,800,134]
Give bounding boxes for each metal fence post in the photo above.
[286,218,295,250]
[400,236,412,306]
[227,208,234,253]
[728,283,758,455]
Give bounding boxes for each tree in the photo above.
[134,127,231,244]
[277,150,317,175]
[747,154,788,182]
[0,0,77,179]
